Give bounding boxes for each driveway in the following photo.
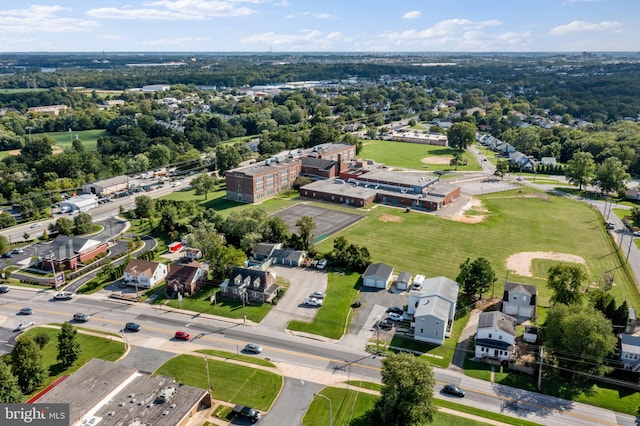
[259,265,327,331]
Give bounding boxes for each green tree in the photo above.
[57,322,81,367]
[541,303,616,376]
[294,215,316,251]
[342,133,363,154]
[11,336,46,393]
[73,212,93,235]
[0,359,22,403]
[565,152,596,191]
[264,216,290,243]
[494,160,509,179]
[54,217,74,236]
[456,257,497,300]
[147,144,172,168]
[216,144,241,174]
[0,235,9,255]
[369,352,437,426]
[449,151,462,170]
[135,195,156,218]
[595,156,630,195]
[547,264,585,305]
[447,121,476,152]
[191,173,217,200]
[0,211,17,229]
[33,333,50,349]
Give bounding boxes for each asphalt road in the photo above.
[0,286,635,426]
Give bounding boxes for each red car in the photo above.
[175,331,190,340]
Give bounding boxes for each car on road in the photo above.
[388,312,403,322]
[0,286,9,293]
[310,291,325,299]
[30,223,42,228]
[19,307,33,315]
[386,306,403,315]
[54,291,74,300]
[243,344,263,354]
[175,331,190,340]
[12,248,25,254]
[442,384,466,397]
[73,313,90,322]
[125,322,141,332]
[16,321,35,331]
[605,221,615,229]
[2,252,12,258]
[232,405,261,424]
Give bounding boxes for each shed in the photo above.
[168,242,182,253]
[396,271,412,291]
[362,263,394,289]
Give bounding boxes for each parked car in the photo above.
[442,384,466,397]
[303,298,323,307]
[0,286,9,293]
[19,307,33,315]
[351,300,361,308]
[377,320,393,331]
[12,248,25,254]
[175,331,190,340]
[605,221,615,230]
[73,313,90,322]
[310,291,325,299]
[243,344,262,354]
[2,252,12,258]
[388,312,403,322]
[54,291,74,300]
[386,306,403,315]
[125,322,141,332]
[411,282,422,291]
[316,259,327,270]
[232,405,261,424]
[16,321,35,331]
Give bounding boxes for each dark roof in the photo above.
[48,235,104,260]
[252,242,280,257]
[229,267,274,291]
[300,156,336,170]
[272,248,305,262]
[475,339,514,351]
[363,262,393,280]
[477,311,517,336]
[397,271,412,284]
[166,264,200,285]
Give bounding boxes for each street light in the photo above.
[316,394,333,426]
[241,289,247,324]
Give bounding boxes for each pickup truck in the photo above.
[232,405,261,423]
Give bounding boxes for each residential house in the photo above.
[474,311,517,362]
[540,157,557,167]
[183,248,202,261]
[165,263,206,296]
[408,276,460,345]
[502,282,537,320]
[123,259,168,289]
[362,263,394,289]
[396,271,412,291]
[252,242,282,262]
[220,267,279,303]
[620,334,640,371]
[271,248,306,267]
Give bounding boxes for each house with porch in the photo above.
[474,311,518,362]
[220,267,279,303]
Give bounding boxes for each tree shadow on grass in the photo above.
[48,362,67,377]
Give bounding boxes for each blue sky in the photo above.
[0,0,637,52]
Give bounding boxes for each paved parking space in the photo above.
[259,265,327,331]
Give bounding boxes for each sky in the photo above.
[0,0,638,53]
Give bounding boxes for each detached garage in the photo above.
[362,263,394,289]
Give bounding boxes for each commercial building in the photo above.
[60,194,99,213]
[83,176,129,197]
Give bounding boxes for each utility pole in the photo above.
[627,235,635,263]
[241,290,247,324]
[537,347,544,390]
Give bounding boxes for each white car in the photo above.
[388,312,403,322]
[316,259,327,270]
[54,292,74,300]
[303,298,323,307]
[30,223,42,228]
[16,321,34,331]
[310,291,325,299]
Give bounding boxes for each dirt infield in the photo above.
[421,156,451,164]
[449,196,487,223]
[506,251,587,277]
[272,203,364,242]
[379,214,405,223]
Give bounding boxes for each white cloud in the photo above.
[402,10,421,19]
[549,20,623,36]
[385,18,502,41]
[239,29,346,50]
[142,36,210,46]
[88,0,258,20]
[0,5,97,33]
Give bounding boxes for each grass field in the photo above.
[45,129,106,152]
[17,326,126,400]
[316,188,638,310]
[154,354,282,411]
[359,139,481,172]
[288,272,360,339]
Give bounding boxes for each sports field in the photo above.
[45,129,106,152]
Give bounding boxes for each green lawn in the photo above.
[154,286,272,323]
[317,188,639,311]
[45,129,106,151]
[16,326,126,400]
[196,349,276,368]
[154,354,282,411]
[288,272,360,339]
[359,139,481,172]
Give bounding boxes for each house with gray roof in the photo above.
[408,276,460,345]
[221,266,279,303]
[475,311,517,362]
[362,262,394,289]
[502,282,537,320]
[271,248,306,267]
[620,334,640,371]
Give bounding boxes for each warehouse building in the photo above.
[83,176,129,197]
[60,194,98,213]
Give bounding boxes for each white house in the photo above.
[123,259,168,289]
[409,276,460,345]
[502,282,537,320]
[620,334,640,371]
[475,311,517,362]
[362,263,394,289]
